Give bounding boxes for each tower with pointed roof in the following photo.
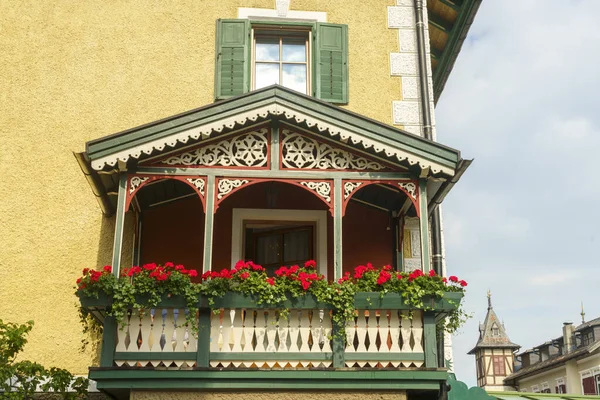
[469,292,521,391]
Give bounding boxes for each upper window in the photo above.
[492,356,505,375]
[253,30,310,94]
[215,19,348,103]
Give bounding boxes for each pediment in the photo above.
[140,124,402,173]
[84,86,462,177]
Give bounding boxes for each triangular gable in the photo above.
[140,124,406,173]
[85,86,461,177]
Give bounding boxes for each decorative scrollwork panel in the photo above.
[159,128,269,168]
[281,130,386,171]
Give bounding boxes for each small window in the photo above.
[491,323,500,337]
[253,29,311,94]
[531,385,540,393]
[492,356,505,375]
[583,330,594,346]
[541,382,550,393]
[244,222,314,275]
[215,20,348,103]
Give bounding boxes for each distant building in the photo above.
[470,297,600,395]
[468,292,520,391]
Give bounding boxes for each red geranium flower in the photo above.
[304,260,316,268]
[428,270,436,277]
[449,275,458,283]
[266,277,275,286]
[240,271,250,280]
[459,280,468,287]
[103,265,112,273]
[188,270,198,278]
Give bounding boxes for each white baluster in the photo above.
[389,310,401,367]
[242,309,255,353]
[149,309,162,367]
[231,309,244,367]
[411,311,424,367]
[277,311,289,352]
[298,310,311,353]
[254,310,267,353]
[288,310,301,353]
[265,310,277,367]
[114,310,130,367]
[321,310,332,353]
[209,310,223,367]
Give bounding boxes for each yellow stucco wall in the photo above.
[0,0,399,375]
[131,391,407,400]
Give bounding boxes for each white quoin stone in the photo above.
[388,6,414,28]
[390,53,419,76]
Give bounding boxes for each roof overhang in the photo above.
[76,86,469,215]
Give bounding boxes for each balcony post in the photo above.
[332,314,345,368]
[423,311,438,368]
[418,179,431,272]
[196,309,211,368]
[99,316,117,367]
[333,177,343,280]
[111,173,128,276]
[202,175,216,271]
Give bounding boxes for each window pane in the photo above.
[282,38,306,62]
[255,63,280,89]
[256,234,281,265]
[255,38,280,61]
[283,230,309,263]
[282,64,307,93]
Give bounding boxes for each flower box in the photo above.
[353,291,463,311]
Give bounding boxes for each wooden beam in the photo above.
[202,175,216,271]
[110,173,128,276]
[428,12,454,33]
[418,179,431,272]
[333,178,343,280]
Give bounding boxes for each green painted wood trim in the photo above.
[133,167,415,180]
[110,173,128,276]
[95,378,441,391]
[423,312,438,368]
[333,178,343,280]
[210,352,332,361]
[332,316,345,368]
[86,87,460,169]
[208,292,331,309]
[418,179,431,272]
[90,368,449,380]
[100,317,117,368]
[346,353,424,361]
[432,0,480,101]
[202,175,215,271]
[353,292,462,311]
[114,352,196,361]
[196,310,211,368]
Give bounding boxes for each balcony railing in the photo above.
[82,292,460,372]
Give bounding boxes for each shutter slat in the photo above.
[315,23,348,104]
[215,20,250,100]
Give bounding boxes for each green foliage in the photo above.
[0,319,88,399]
[76,261,469,341]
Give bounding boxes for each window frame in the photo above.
[492,355,506,376]
[251,26,312,95]
[231,208,328,277]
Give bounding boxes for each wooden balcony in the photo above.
[82,292,461,398]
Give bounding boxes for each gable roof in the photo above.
[469,294,520,354]
[76,85,470,215]
[82,86,462,175]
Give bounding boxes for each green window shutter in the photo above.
[215,19,250,100]
[314,23,348,104]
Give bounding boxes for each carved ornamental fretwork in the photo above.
[281,131,386,171]
[217,179,250,200]
[398,182,417,202]
[300,181,332,204]
[186,178,205,197]
[129,176,149,194]
[160,129,269,168]
[343,182,363,200]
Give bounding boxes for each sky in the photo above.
[435,0,600,387]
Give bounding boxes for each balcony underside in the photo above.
[90,368,448,400]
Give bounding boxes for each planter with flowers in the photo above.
[76,260,468,337]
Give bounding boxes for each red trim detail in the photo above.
[141,125,271,170]
[213,178,334,216]
[341,179,420,217]
[125,175,207,212]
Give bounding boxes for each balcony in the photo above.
[81,290,461,398]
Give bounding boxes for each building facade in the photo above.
[471,297,600,395]
[0,0,481,399]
